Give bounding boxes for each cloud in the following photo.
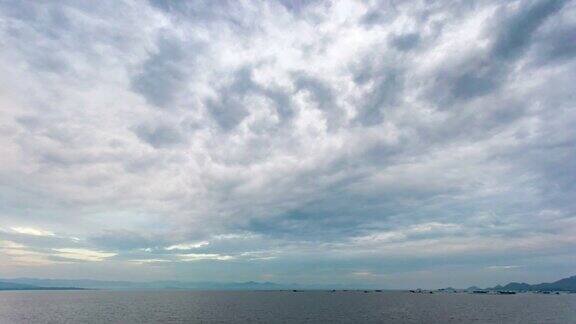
[129,258,171,265]
[165,241,209,251]
[0,240,65,266]
[0,0,574,286]
[131,33,191,108]
[177,253,234,262]
[389,33,420,52]
[487,265,521,270]
[10,227,55,237]
[491,0,567,61]
[0,240,26,249]
[205,68,256,131]
[53,249,117,262]
[88,230,168,251]
[132,121,186,148]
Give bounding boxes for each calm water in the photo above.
[1,290,575,323]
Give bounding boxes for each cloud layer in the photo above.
[0,0,575,288]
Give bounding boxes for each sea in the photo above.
[0,290,575,323]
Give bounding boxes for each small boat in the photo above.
[498,291,516,295]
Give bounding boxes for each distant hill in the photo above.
[466,286,482,291]
[0,281,40,290]
[0,281,84,291]
[488,275,576,292]
[1,278,290,290]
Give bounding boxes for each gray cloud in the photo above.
[88,230,169,251]
[133,121,186,148]
[491,0,567,61]
[355,67,404,126]
[293,73,342,129]
[131,35,188,108]
[0,0,575,287]
[206,66,295,130]
[389,33,420,51]
[205,68,254,130]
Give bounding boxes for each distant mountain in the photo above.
[0,278,290,290]
[0,281,84,291]
[488,275,576,292]
[492,282,532,291]
[0,281,39,290]
[531,275,576,291]
[466,286,482,291]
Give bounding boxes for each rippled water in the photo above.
[0,290,575,323]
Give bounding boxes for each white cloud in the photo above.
[53,248,117,262]
[129,259,171,265]
[10,227,55,237]
[165,241,209,250]
[0,240,26,249]
[177,253,235,262]
[487,265,521,270]
[0,241,64,266]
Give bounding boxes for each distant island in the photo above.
[484,274,576,292]
[0,278,378,291]
[0,281,85,291]
[0,278,291,291]
[2,274,575,292]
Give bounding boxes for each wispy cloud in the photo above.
[177,253,235,262]
[487,265,521,270]
[53,249,117,262]
[11,227,55,237]
[165,241,209,251]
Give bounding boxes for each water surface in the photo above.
[1,290,575,323]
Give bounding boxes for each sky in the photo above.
[0,0,575,289]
